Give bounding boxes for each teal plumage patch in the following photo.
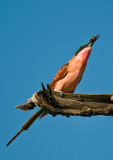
[74,44,88,56]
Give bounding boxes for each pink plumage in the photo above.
[51,47,92,93]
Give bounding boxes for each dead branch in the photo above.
[7,84,113,146]
[16,83,113,117]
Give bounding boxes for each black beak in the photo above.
[88,34,100,46]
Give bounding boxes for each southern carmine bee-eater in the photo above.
[7,35,100,146]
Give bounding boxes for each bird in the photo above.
[6,35,100,146]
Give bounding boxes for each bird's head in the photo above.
[75,34,100,56]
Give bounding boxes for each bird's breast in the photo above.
[54,64,86,93]
[53,46,92,93]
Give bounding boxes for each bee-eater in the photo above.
[7,35,100,146]
[39,34,100,119]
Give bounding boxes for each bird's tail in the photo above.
[6,108,45,146]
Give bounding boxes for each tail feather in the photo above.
[39,111,48,120]
[6,108,44,146]
[22,108,44,130]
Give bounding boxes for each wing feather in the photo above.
[50,63,69,90]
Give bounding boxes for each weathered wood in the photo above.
[16,85,113,117]
[7,84,113,146]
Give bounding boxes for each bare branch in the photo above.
[7,84,113,146]
[16,84,113,117]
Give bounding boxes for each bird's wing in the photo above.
[50,62,69,90]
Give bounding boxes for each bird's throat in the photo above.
[76,46,92,62]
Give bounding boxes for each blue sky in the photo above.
[1,0,113,159]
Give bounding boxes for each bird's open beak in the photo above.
[88,34,100,46]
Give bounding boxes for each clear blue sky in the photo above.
[1,0,113,159]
